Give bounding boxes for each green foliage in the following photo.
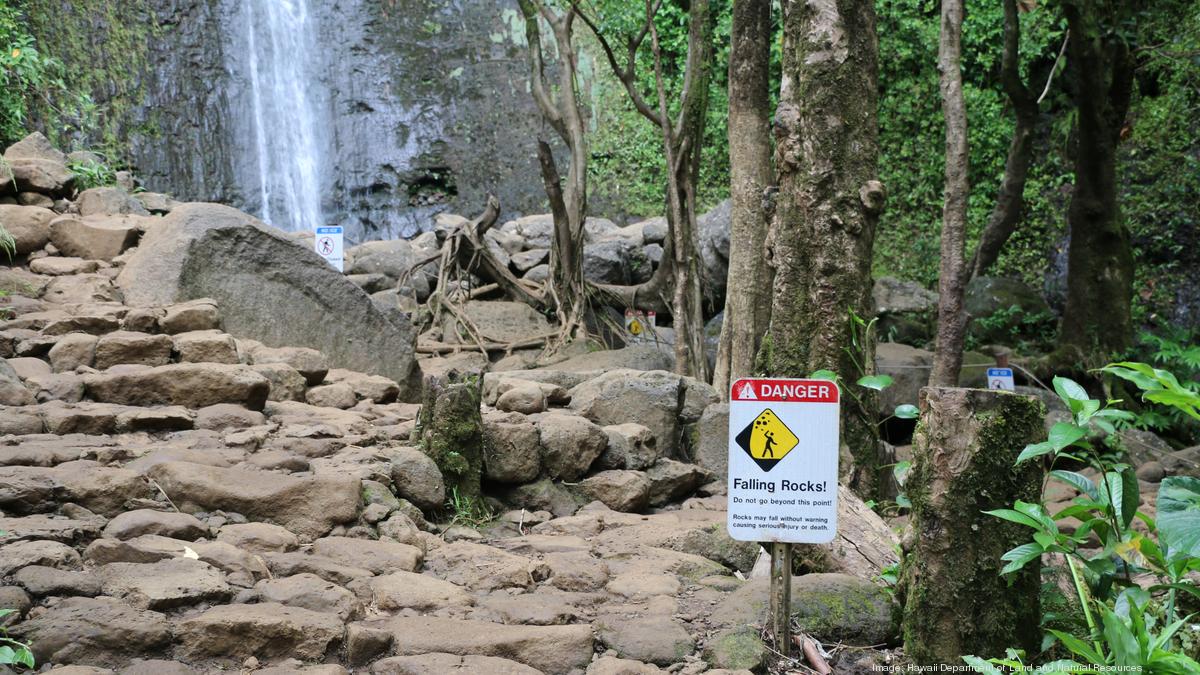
[1116,330,1200,443]
[68,156,116,190]
[0,609,33,669]
[966,304,1058,354]
[585,0,740,219]
[0,224,14,260]
[444,486,494,529]
[0,1,96,146]
[966,365,1200,672]
[873,0,1064,287]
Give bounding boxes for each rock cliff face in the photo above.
[33,0,550,242]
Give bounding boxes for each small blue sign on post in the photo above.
[314,226,344,272]
[987,367,1015,391]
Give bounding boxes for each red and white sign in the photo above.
[727,378,840,544]
[731,378,839,403]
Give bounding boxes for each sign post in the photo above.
[727,378,841,657]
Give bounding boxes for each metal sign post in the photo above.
[727,378,841,657]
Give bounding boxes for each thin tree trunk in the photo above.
[759,0,885,500]
[929,0,970,387]
[714,0,774,397]
[969,0,1038,279]
[1057,0,1135,363]
[518,0,588,339]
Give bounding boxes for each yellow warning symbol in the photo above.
[629,318,643,336]
[735,408,800,471]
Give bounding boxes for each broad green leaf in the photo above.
[1017,440,1055,464]
[1157,475,1200,560]
[984,508,1041,530]
[856,374,894,391]
[1119,469,1139,529]
[961,655,1004,675]
[1051,470,1098,500]
[1000,542,1043,576]
[1054,376,1092,413]
[1101,609,1141,667]
[809,369,838,382]
[1048,629,1106,665]
[1048,422,1087,451]
[893,403,919,419]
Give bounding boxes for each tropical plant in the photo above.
[67,156,116,190]
[965,364,1200,673]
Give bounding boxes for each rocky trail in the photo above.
[0,133,907,674]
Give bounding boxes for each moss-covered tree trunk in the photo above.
[759,0,886,500]
[899,387,1045,665]
[1056,0,1136,365]
[416,373,483,505]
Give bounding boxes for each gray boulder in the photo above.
[2,132,73,196]
[114,203,419,395]
[698,199,731,304]
[569,369,685,456]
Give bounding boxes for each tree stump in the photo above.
[416,372,484,507]
[900,387,1045,665]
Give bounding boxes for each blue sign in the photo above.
[987,367,1015,391]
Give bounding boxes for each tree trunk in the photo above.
[1057,0,1136,363]
[928,0,970,387]
[517,1,588,339]
[647,0,712,382]
[968,0,1038,279]
[900,388,1045,665]
[416,373,484,506]
[713,0,774,397]
[759,0,885,500]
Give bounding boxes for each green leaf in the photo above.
[1119,469,1139,529]
[1101,609,1141,667]
[893,403,919,419]
[1048,629,1106,665]
[1048,422,1087,450]
[961,655,1004,675]
[1017,440,1056,464]
[809,369,838,382]
[1157,475,1200,560]
[1033,661,1091,675]
[999,542,1043,575]
[1051,470,1099,500]
[1054,376,1092,413]
[984,508,1041,530]
[856,374,894,391]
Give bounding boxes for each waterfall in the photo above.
[232,0,329,231]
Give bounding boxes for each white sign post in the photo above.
[727,377,840,656]
[314,226,344,272]
[987,367,1015,391]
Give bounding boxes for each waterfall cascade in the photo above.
[232,0,330,231]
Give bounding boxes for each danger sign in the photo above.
[727,378,840,544]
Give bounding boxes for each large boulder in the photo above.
[0,204,56,254]
[698,199,731,305]
[114,203,419,395]
[569,369,685,456]
[49,214,144,261]
[2,132,74,196]
[84,363,270,410]
[144,461,360,538]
